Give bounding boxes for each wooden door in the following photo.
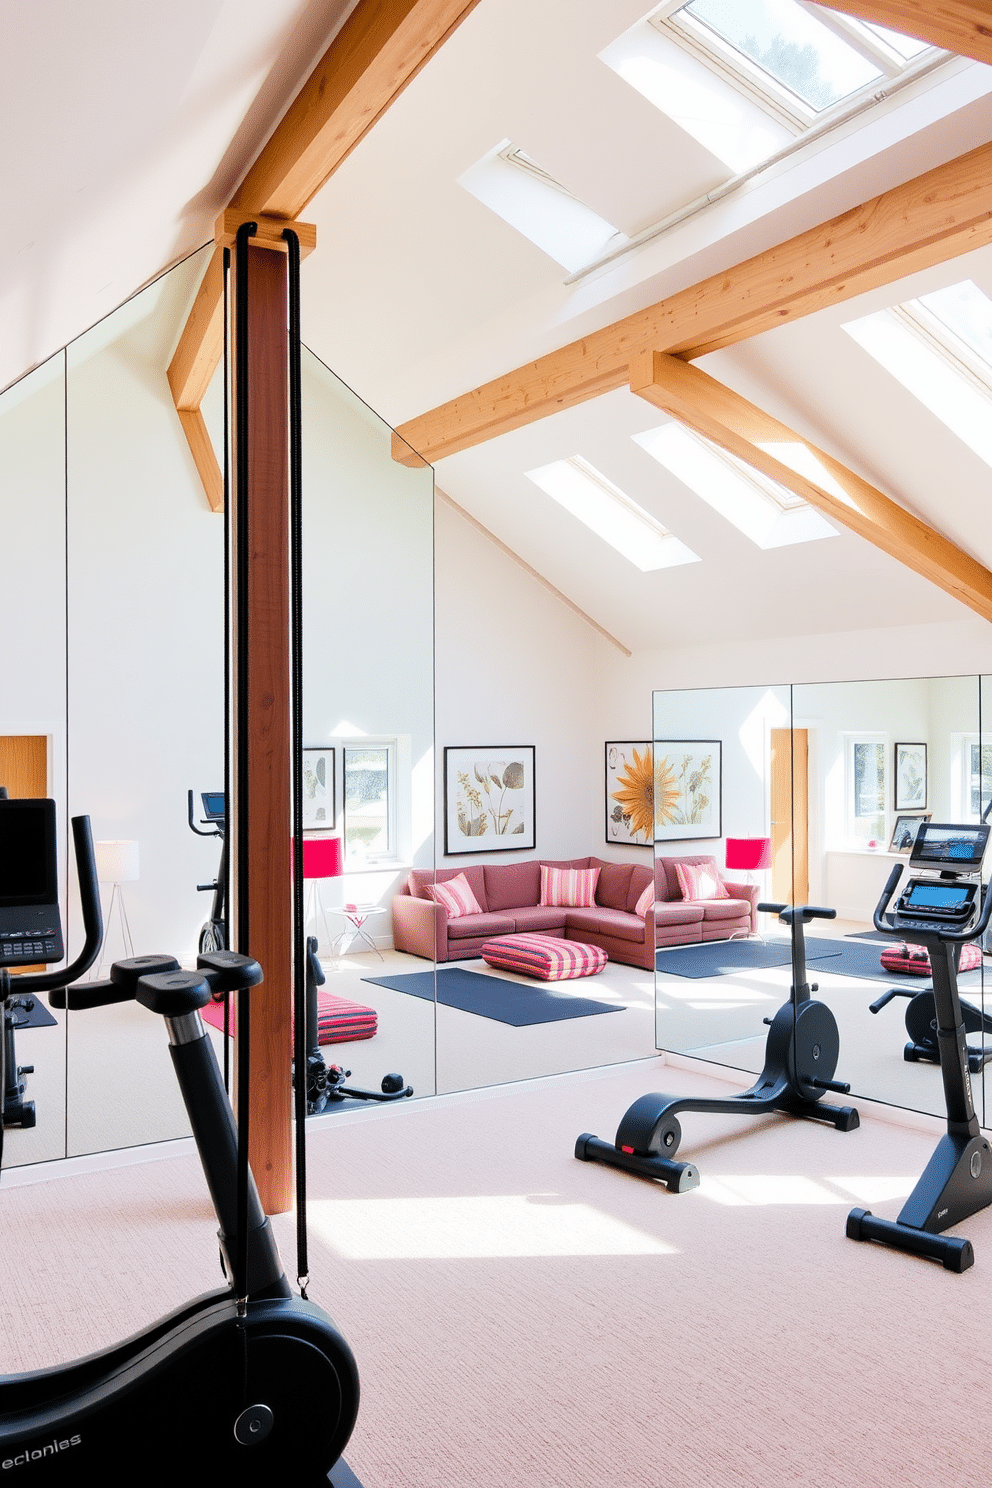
[770,728,809,904]
[0,736,47,798]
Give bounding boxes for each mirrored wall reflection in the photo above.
[654,676,990,1126]
[301,348,437,1102]
[0,352,69,1167]
[64,245,226,1156]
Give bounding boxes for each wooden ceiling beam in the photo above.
[809,2,992,67]
[629,351,992,622]
[393,138,992,467]
[169,0,482,507]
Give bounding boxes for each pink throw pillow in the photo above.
[674,862,729,901]
[425,872,482,918]
[634,881,655,919]
[540,864,600,908]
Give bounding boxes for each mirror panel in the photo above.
[65,247,225,1155]
[653,684,791,1064]
[301,348,436,1100]
[0,352,69,1166]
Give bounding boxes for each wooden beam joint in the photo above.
[214,209,317,257]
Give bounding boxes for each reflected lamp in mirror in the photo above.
[725,836,772,884]
[302,835,343,952]
[93,839,139,974]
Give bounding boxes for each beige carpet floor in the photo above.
[3,1057,991,1487]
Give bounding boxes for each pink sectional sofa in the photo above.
[391,854,758,972]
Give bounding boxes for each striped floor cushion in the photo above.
[202,991,378,1044]
[481,933,608,981]
[879,941,982,976]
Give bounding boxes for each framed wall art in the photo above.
[653,740,722,842]
[302,747,335,832]
[888,811,931,854]
[444,746,535,855]
[605,742,653,847]
[894,742,927,811]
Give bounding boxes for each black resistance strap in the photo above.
[284,227,310,1296]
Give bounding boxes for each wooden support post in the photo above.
[231,239,293,1216]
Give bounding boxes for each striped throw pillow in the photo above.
[674,861,729,902]
[425,872,482,918]
[634,881,655,918]
[539,864,600,908]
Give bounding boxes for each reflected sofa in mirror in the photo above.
[653,676,990,1130]
[0,352,69,1167]
[653,685,792,1068]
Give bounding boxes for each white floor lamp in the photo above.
[94,839,139,976]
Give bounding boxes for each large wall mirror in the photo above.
[654,677,991,1128]
[1,252,437,1168]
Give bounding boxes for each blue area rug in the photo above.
[363,967,623,1026]
[657,936,984,988]
[656,939,841,980]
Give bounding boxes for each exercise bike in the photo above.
[187,788,227,953]
[575,901,858,1190]
[0,798,360,1482]
[869,980,992,1075]
[296,935,412,1115]
[847,820,992,1271]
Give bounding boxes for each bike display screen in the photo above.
[0,799,58,907]
[910,822,989,870]
[201,792,226,821]
[904,882,971,910]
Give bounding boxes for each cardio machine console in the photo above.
[0,798,65,969]
[891,821,990,935]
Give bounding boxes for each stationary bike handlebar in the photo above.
[758,902,837,923]
[873,863,992,943]
[11,816,104,995]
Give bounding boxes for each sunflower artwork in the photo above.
[606,743,655,846]
[653,741,722,842]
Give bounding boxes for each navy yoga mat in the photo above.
[363,966,623,1026]
[656,939,841,980]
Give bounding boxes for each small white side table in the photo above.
[331,905,386,961]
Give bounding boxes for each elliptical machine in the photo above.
[847,820,992,1272]
[0,800,360,1481]
[575,901,858,1190]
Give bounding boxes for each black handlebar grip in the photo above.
[757,902,786,915]
[18,816,104,997]
[802,906,837,921]
[873,864,905,933]
[49,979,135,1011]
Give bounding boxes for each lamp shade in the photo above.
[95,839,140,883]
[302,836,343,880]
[725,837,772,872]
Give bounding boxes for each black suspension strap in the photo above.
[222,244,232,1095]
[284,227,310,1297]
[233,219,257,1316]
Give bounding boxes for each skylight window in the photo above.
[680,0,882,112]
[633,424,838,549]
[524,456,699,571]
[843,280,992,470]
[458,141,627,273]
[601,2,938,173]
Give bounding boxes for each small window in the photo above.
[961,738,992,822]
[846,735,886,847]
[343,744,394,863]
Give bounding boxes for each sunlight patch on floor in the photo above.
[825,1175,916,1203]
[308,1194,678,1258]
[698,1174,847,1206]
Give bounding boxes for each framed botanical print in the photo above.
[894,742,927,811]
[653,740,722,842]
[302,747,335,832]
[444,746,536,854]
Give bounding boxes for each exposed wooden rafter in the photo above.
[169,0,482,506]
[629,351,992,622]
[810,1,992,67]
[392,139,992,467]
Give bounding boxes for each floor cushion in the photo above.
[880,941,983,975]
[481,933,608,981]
[202,990,378,1043]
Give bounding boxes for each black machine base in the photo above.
[575,1131,699,1191]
